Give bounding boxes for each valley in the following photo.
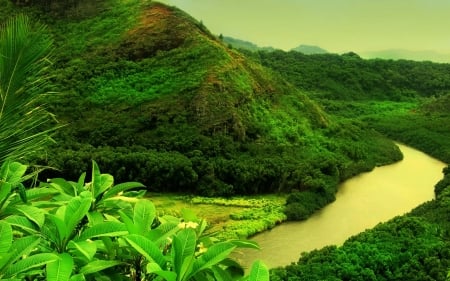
[1,0,450,280]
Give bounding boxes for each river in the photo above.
[238,143,447,268]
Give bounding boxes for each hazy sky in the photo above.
[157,0,450,54]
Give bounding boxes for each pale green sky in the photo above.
[157,0,450,54]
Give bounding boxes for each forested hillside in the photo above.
[3,0,450,280]
[1,0,401,222]
[245,42,450,281]
[254,50,450,162]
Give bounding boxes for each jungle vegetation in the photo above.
[2,0,450,280]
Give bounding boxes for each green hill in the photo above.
[2,1,400,217]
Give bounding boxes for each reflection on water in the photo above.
[238,144,447,268]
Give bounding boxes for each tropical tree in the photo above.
[0,14,56,163]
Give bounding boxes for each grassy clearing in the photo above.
[147,193,287,240]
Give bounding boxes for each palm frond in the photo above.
[0,14,58,163]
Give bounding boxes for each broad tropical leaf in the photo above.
[172,228,197,281]
[247,260,269,281]
[211,265,234,281]
[0,161,26,184]
[102,181,145,200]
[90,161,113,200]
[0,221,12,253]
[133,199,156,235]
[68,240,97,262]
[69,273,86,281]
[46,253,73,281]
[14,204,45,227]
[191,242,236,277]
[4,215,38,234]
[48,178,77,197]
[79,260,122,275]
[0,235,40,273]
[229,240,260,250]
[76,221,127,241]
[64,191,92,235]
[45,213,69,247]
[4,253,58,277]
[24,187,59,201]
[124,234,166,267]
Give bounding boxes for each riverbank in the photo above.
[243,143,446,268]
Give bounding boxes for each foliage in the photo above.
[256,50,450,101]
[0,14,57,163]
[0,2,402,210]
[271,168,450,280]
[0,161,269,280]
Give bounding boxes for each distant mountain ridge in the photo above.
[290,44,328,54]
[222,36,276,51]
[361,49,450,63]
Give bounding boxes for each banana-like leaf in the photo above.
[76,221,127,241]
[0,182,12,205]
[247,260,269,281]
[79,260,122,275]
[0,221,12,253]
[147,269,177,281]
[172,228,197,281]
[102,181,145,200]
[124,234,166,268]
[191,242,236,277]
[64,191,92,235]
[4,215,38,234]
[148,221,180,246]
[14,204,45,228]
[133,199,156,235]
[211,265,234,281]
[119,210,138,234]
[46,253,73,281]
[48,178,77,197]
[45,213,68,245]
[0,162,26,184]
[25,187,59,201]
[75,172,87,195]
[90,161,113,200]
[0,235,40,273]
[229,240,260,250]
[4,253,58,278]
[69,273,86,281]
[68,240,97,262]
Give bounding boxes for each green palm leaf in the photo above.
[0,15,58,163]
